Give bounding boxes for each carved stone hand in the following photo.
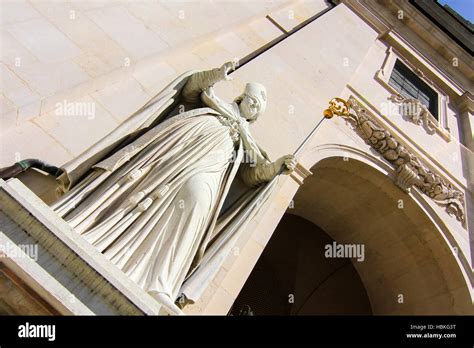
[273,154,297,175]
[219,60,237,81]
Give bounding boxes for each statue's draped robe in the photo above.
[51,69,278,304]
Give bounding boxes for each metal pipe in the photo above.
[0,159,63,180]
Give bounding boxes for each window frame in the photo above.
[375,47,451,141]
[388,59,439,119]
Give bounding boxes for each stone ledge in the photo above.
[0,178,166,315]
[0,232,93,315]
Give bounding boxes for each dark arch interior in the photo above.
[229,214,372,315]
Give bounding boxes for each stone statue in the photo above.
[46,61,296,314]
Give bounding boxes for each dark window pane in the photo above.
[388,60,439,120]
[418,93,430,108]
[403,83,419,98]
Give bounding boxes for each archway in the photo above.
[230,213,372,315]
[232,156,472,315]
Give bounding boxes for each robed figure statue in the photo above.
[3,62,296,314]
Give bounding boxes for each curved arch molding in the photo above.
[298,145,473,304]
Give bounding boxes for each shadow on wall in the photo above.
[229,213,373,315]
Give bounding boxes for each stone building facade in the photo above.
[0,0,472,315]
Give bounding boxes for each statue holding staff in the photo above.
[2,61,296,314]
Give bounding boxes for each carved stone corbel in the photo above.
[395,164,422,192]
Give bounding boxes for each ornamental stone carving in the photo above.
[388,94,438,135]
[332,96,465,222]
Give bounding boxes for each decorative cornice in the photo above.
[325,97,465,222]
[339,0,472,94]
[458,92,474,114]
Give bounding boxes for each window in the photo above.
[389,60,439,120]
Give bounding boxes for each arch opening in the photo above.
[232,156,472,315]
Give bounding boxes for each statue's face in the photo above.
[239,94,260,121]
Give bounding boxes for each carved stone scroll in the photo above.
[388,94,438,135]
[342,96,465,222]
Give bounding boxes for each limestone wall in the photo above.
[1,0,471,314]
[1,0,330,165]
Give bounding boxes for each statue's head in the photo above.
[234,82,267,123]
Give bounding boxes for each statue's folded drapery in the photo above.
[50,68,279,308]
